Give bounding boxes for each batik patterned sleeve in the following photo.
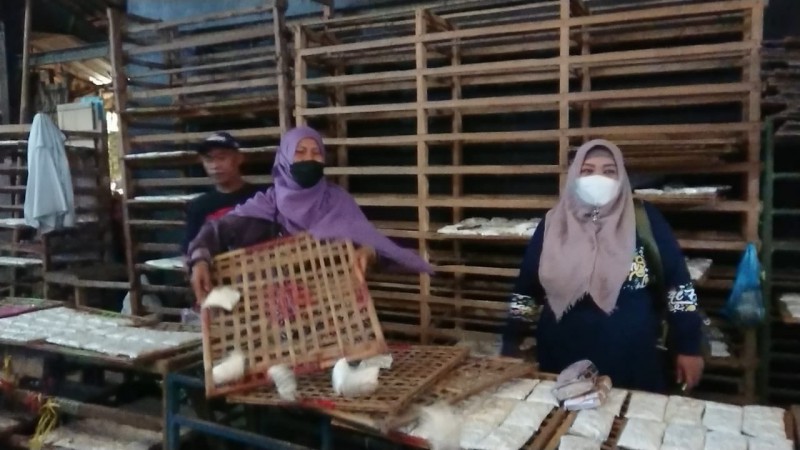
[645,203,704,356]
[501,217,546,357]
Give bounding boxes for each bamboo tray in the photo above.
[202,233,388,397]
[228,345,468,414]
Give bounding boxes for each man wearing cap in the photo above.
[182,132,262,252]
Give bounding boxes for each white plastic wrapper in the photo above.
[493,378,540,400]
[598,388,628,416]
[661,423,705,450]
[624,392,668,422]
[526,380,559,406]
[459,421,495,449]
[664,395,705,425]
[567,409,615,442]
[558,435,602,450]
[616,418,665,450]
[474,423,535,450]
[703,430,747,450]
[742,405,786,440]
[748,437,794,450]
[702,401,743,434]
[503,400,553,431]
[465,397,517,427]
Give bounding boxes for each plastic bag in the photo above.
[723,243,765,327]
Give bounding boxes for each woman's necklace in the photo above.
[591,207,600,222]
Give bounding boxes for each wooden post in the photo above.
[294,26,308,127]
[107,7,141,316]
[334,62,348,189]
[450,25,464,333]
[0,23,10,124]
[742,0,764,405]
[19,0,32,123]
[415,9,431,344]
[273,0,291,131]
[559,0,571,188]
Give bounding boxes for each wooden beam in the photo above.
[19,0,33,123]
[0,23,9,124]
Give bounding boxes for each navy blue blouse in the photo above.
[501,202,703,392]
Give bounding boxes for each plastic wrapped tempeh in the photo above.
[558,435,602,450]
[567,409,616,442]
[563,376,612,411]
[747,437,794,450]
[493,378,540,400]
[554,360,598,401]
[702,401,743,434]
[503,401,553,431]
[661,423,706,450]
[616,418,665,450]
[526,380,559,406]
[474,423,535,450]
[703,430,747,450]
[624,392,668,422]
[664,395,705,425]
[598,388,628,416]
[742,405,786,440]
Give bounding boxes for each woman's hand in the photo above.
[353,246,376,284]
[191,261,213,305]
[675,354,704,391]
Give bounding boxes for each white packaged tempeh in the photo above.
[493,378,540,400]
[567,409,616,442]
[742,405,786,440]
[503,400,553,431]
[748,436,794,450]
[703,430,747,450]
[465,397,517,427]
[616,418,665,450]
[598,388,628,416]
[661,423,705,450]
[664,395,705,425]
[558,434,602,450]
[474,423,535,450]
[624,392,668,422]
[526,380,559,406]
[702,401,743,434]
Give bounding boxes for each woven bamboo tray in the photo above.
[202,233,388,397]
[228,345,468,414]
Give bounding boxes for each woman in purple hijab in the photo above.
[187,126,433,301]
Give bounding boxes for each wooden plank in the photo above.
[128,55,276,79]
[325,165,561,176]
[127,25,274,56]
[126,5,273,34]
[129,77,276,100]
[273,0,290,131]
[130,127,282,145]
[135,174,272,188]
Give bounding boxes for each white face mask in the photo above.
[575,174,620,207]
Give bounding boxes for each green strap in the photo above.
[635,200,666,312]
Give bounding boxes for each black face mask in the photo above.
[290,161,325,188]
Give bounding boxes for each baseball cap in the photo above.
[197,131,240,154]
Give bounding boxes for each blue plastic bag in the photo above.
[723,243,765,327]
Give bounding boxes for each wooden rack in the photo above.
[294,0,764,403]
[0,123,112,299]
[107,2,293,315]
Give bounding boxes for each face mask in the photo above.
[290,161,325,188]
[575,175,620,207]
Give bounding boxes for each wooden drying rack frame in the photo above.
[293,0,764,403]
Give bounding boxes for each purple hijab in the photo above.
[231,126,433,274]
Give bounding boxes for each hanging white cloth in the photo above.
[24,113,75,233]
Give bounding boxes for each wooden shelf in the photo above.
[109,2,295,315]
